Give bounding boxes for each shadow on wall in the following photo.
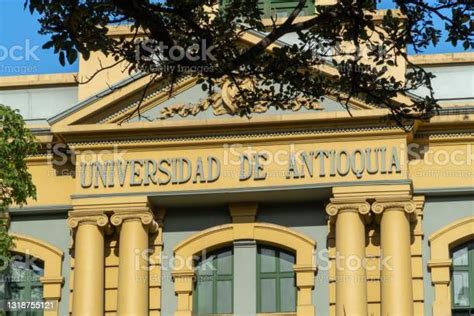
[163,206,231,233]
[163,201,327,233]
[257,201,327,227]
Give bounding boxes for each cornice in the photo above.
[9,204,71,216]
[408,52,474,66]
[413,131,474,144]
[0,73,77,90]
[26,153,51,161]
[66,124,404,149]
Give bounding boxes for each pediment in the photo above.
[49,72,380,128]
[48,30,382,128]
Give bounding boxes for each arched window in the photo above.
[173,223,316,316]
[193,247,233,315]
[257,245,296,313]
[451,240,474,315]
[0,253,44,316]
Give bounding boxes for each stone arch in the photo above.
[172,222,316,316]
[10,233,64,316]
[428,216,474,316]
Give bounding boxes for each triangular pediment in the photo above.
[48,31,381,128]
[49,72,381,127]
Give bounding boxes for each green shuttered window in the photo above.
[194,248,233,315]
[451,241,474,316]
[257,245,296,313]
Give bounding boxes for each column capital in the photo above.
[67,211,108,229]
[372,198,416,215]
[171,269,195,293]
[111,209,159,233]
[325,199,370,224]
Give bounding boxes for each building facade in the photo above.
[0,20,473,316]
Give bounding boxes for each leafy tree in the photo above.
[26,0,472,124]
[0,105,37,271]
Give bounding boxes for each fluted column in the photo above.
[67,212,108,316]
[326,199,370,316]
[372,199,416,316]
[111,209,158,316]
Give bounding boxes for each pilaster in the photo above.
[150,207,166,316]
[294,264,317,316]
[428,259,452,316]
[171,269,195,316]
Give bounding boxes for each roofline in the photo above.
[0,73,78,90]
[43,27,470,126]
[408,52,474,66]
[47,72,147,125]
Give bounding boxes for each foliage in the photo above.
[0,105,37,272]
[25,0,473,123]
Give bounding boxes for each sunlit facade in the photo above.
[0,16,473,316]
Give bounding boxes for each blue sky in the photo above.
[0,0,469,77]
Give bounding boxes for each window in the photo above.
[451,241,474,316]
[0,253,44,316]
[194,248,233,315]
[257,245,296,313]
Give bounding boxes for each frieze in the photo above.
[80,146,402,189]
